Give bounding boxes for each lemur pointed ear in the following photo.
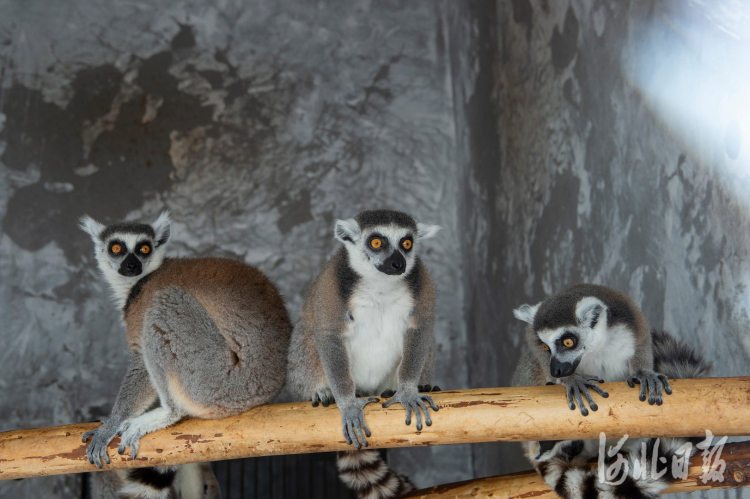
[576,296,606,328]
[416,223,441,240]
[513,303,540,324]
[334,218,360,244]
[79,215,105,242]
[152,210,172,247]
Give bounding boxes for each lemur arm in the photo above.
[82,352,157,468]
[314,330,378,449]
[382,306,440,431]
[627,338,672,404]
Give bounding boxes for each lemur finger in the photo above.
[342,422,353,446]
[639,379,648,402]
[404,404,413,426]
[420,385,431,392]
[432,385,441,392]
[654,378,663,405]
[566,387,576,410]
[361,417,372,439]
[422,394,439,412]
[647,377,656,405]
[417,399,432,426]
[366,397,380,405]
[627,377,636,388]
[130,442,139,460]
[352,421,367,448]
[660,375,673,395]
[312,393,320,407]
[413,403,423,431]
[582,388,598,412]
[573,387,589,416]
[587,383,609,398]
[382,397,396,408]
[381,389,395,398]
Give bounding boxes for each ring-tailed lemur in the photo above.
[512,283,711,498]
[287,209,442,499]
[80,211,292,499]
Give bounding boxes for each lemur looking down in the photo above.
[512,283,711,499]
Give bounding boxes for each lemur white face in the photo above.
[334,211,440,280]
[80,211,171,305]
[514,296,608,378]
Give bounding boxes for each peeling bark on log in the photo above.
[405,441,750,498]
[0,377,748,480]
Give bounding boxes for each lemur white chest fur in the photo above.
[576,324,636,382]
[345,276,415,394]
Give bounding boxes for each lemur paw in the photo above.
[339,397,380,450]
[382,387,439,431]
[557,373,608,416]
[627,370,671,405]
[116,420,144,460]
[312,388,335,407]
[82,423,117,469]
[417,384,441,392]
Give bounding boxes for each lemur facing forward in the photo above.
[80,211,292,499]
[512,283,710,499]
[287,209,442,499]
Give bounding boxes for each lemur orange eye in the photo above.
[563,338,575,348]
[111,244,122,254]
[542,343,550,351]
[370,238,382,249]
[402,239,412,250]
[140,245,150,254]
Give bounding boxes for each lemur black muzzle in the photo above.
[377,251,406,275]
[118,254,143,277]
[550,357,580,378]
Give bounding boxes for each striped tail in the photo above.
[118,466,178,499]
[534,436,698,499]
[531,330,710,499]
[337,450,415,499]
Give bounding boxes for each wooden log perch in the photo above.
[405,440,750,498]
[0,377,748,480]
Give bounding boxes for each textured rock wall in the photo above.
[465,1,750,497]
[0,1,472,496]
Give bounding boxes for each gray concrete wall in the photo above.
[0,1,472,496]
[465,2,750,498]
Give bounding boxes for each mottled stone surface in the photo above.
[0,1,471,496]
[465,1,750,497]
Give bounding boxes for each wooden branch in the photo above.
[1,377,748,480]
[405,441,750,498]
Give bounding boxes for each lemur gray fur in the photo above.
[80,211,291,499]
[287,209,441,499]
[512,283,711,499]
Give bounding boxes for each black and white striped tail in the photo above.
[118,466,177,499]
[533,330,710,499]
[534,436,698,499]
[337,450,415,499]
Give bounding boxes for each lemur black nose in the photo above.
[126,262,137,270]
[391,260,405,271]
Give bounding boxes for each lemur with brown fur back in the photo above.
[80,211,291,499]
